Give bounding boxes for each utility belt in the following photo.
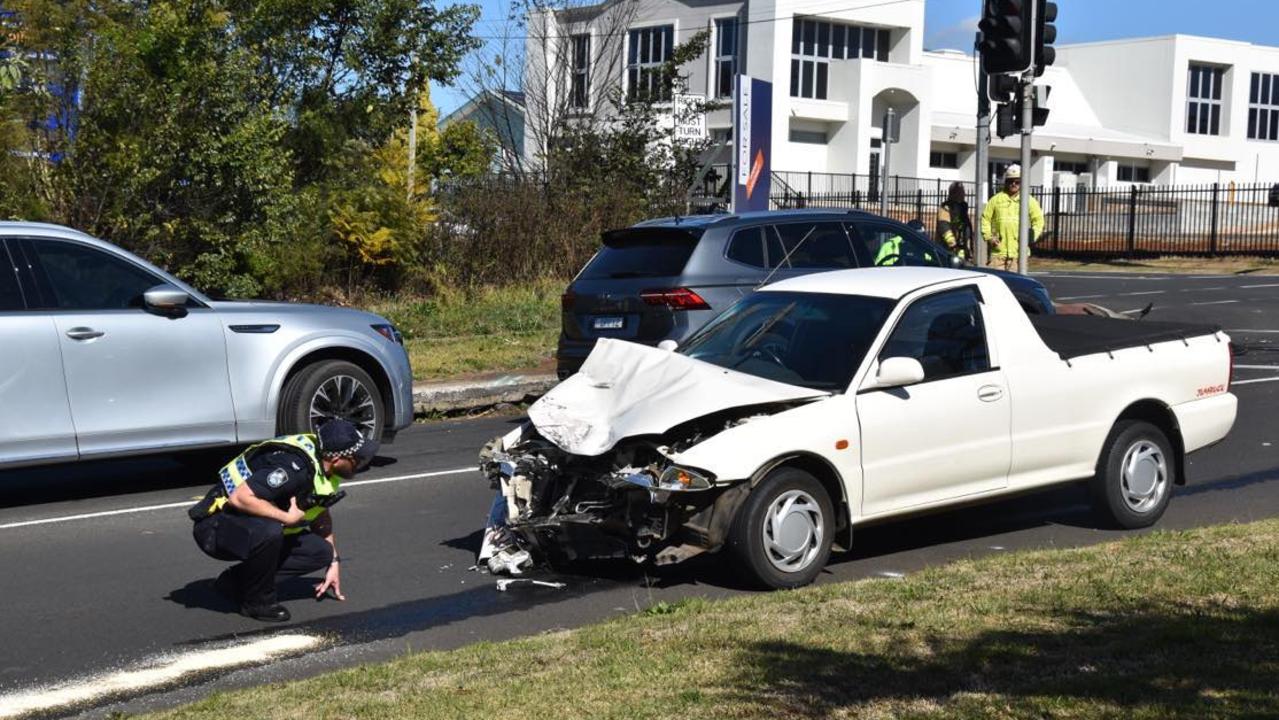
[187,486,346,522]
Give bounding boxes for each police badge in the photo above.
[267,468,288,488]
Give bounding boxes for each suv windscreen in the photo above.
[579,227,704,280]
[680,290,895,391]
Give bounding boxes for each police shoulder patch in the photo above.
[267,468,288,488]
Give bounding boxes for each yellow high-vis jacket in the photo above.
[980,191,1044,260]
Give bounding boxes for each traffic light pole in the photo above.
[975,47,989,268]
[1017,73,1034,275]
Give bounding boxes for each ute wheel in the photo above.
[729,467,834,589]
[1090,420,1176,529]
[277,360,385,440]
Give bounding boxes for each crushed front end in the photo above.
[478,410,782,573]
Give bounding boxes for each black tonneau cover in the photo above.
[1029,315,1221,361]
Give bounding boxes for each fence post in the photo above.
[1210,182,1220,256]
[916,189,924,222]
[807,171,812,201]
[1126,185,1138,256]
[1052,186,1061,252]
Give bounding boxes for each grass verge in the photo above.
[364,281,562,382]
[148,519,1279,719]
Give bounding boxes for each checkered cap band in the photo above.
[321,435,364,459]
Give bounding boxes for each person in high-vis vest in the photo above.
[189,419,377,622]
[980,164,1044,271]
[936,182,972,260]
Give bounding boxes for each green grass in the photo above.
[364,280,563,381]
[147,519,1279,719]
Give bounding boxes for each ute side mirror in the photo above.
[870,356,925,390]
[658,339,678,351]
[950,254,964,268]
[143,284,190,315]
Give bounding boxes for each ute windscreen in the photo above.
[680,290,895,391]
[578,227,704,280]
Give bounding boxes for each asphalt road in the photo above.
[2,271,1278,718]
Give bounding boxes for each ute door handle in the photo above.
[65,327,105,341]
[978,385,1004,402]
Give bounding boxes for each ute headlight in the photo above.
[657,465,714,491]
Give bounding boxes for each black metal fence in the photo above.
[768,172,1279,258]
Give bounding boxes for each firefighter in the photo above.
[980,164,1044,271]
[936,182,973,260]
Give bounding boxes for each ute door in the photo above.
[856,286,1011,516]
[15,237,237,457]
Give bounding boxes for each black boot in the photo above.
[240,602,291,622]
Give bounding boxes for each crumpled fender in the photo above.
[528,338,828,456]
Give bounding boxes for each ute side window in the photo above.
[880,287,991,382]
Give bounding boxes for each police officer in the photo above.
[980,164,1044,271]
[189,419,377,621]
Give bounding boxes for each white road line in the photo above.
[1241,283,1279,289]
[1228,329,1279,334]
[0,634,320,718]
[1191,300,1240,306]
[1056,294,1107,300]
[1236,365,1279,370]
[1122,290,1166,296]
[1232,377,1279,386]
[0,467,475,530]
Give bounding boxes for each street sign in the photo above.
[672,93,707,142]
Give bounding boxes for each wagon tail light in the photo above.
[640,287,710,311]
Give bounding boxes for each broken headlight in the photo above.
[656,465,714,491]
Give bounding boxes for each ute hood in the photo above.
[529,338,828,456]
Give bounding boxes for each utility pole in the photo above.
[975,33,990,267]
[880,107,896,218]
[407,53,418,200]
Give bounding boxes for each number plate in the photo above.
[593,316,625,330]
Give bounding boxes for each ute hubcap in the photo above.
[762,489,825,573]
[1120,440,1168,513]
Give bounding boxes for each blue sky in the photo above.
[433,0,1279,115]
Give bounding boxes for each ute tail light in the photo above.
[640,287,710,311]
[1228,341,1235,392]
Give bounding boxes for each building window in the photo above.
[929,151,958,169]
[790,19,890,99]
[789,128,827,144]
[1055,160,1089,175]
[1117,163,1151,184]
[1248,72,1279,141]
[627,25,674,102]
[714,18,736,99]
[1186,63,1224,136]
[570,34,590,110]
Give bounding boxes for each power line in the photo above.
[467,0,917,41]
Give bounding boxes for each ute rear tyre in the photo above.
[1090,420,1176,530]
[729,467,834,590]
[277,360,385,441]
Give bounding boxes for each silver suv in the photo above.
[0,222,413,469]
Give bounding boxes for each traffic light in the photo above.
[1035,0,1058,76]
[996,85,1051,138]
[995,102,1017,139]
[979,0,1032,75]
[988,74,1019,104]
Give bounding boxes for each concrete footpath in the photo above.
[412,373,558,415]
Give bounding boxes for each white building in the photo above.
[524,0,1279,189]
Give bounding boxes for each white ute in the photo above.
[481,268,1237,588]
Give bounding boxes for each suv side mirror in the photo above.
[144,284,190,312]
[872,357,925,389]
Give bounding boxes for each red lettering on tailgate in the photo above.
[1197,384,1226,397]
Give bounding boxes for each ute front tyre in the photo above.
[1090,420,1175,529]
[729,467,834,589]
[278,360,384,441]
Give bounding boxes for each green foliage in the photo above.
[0,0,480,298]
